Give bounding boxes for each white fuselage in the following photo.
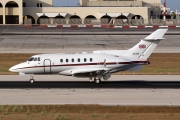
[9,53,147,77]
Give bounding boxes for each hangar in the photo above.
[0,0,161,25]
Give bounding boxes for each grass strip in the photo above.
[0,105,180,120]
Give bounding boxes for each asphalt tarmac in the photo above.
[0,25,180,35]
[0,34,179,53]
[0,26,179,53]
[1,75,180,89]
[0,80,180,89]
[0,75,180,105]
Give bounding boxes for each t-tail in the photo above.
[127,29,168,60]
[93,29,168,60]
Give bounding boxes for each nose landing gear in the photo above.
[29,76,35,83]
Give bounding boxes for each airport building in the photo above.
[0,0,162,25]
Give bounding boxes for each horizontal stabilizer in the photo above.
[142,38,165,41]
[144,29,168,40]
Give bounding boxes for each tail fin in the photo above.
[129,29,168,60]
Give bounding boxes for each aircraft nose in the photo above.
[9,66,15,72]
[9,62,26,73]
[9,65,18,72]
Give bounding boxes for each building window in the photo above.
[150,11,154,17]
[40,3,42,7]
[72,59,74,62]
[23,2,26,7]
[37,3,39,7]
[78,58,80,62]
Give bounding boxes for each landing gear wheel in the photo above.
[29,79,34,84]
[94,78,101,84]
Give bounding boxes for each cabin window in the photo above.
[40,3,42,7]
[66,59,69,63]
[78,58,80,62]
[90,58,93,62]
[60,59,63,63]
[38,57,40,61]
[72,59,74,62]
[84,58,87,62]
[34,58,37,61]
[37,3,39,7]
[28,57,34,61]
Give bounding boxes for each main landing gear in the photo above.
[94,78,101,84]
[89,78,102,84]
[29,76,35,83]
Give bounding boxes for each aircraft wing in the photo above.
[59,68,107,76]
[72,68,106,75]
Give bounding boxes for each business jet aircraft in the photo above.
[9,29,168,84]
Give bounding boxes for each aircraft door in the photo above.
[44,59,51,73]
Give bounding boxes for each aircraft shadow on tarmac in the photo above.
[0,81,180,89]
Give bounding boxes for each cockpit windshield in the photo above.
[27,57,40,62]
[28,57,34,61]
[34,58,37,61]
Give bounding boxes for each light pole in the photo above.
[163,0,166,25]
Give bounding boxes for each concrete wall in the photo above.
[90,0,161,3]
[23,7,148,24]
[87,1,143,7]
[0,0,155,24]
[0,0,23,24]
[0,8,2,15]
[84,0,161,7]
[80,0,89,6]
[139,0,161,4]
[5,8,19,15]
[23,0,53,7]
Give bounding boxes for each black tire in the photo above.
[29,79,34,83]
[95,79,101,84]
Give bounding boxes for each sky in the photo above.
[53,0,180,11]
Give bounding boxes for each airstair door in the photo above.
[44,59,51,73]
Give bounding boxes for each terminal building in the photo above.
[0,0,162,25]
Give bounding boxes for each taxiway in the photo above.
[0,34,179,53]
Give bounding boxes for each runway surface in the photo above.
[0,75,180,105]
[1,75,180,89]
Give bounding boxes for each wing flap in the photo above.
[72,68,105,75]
